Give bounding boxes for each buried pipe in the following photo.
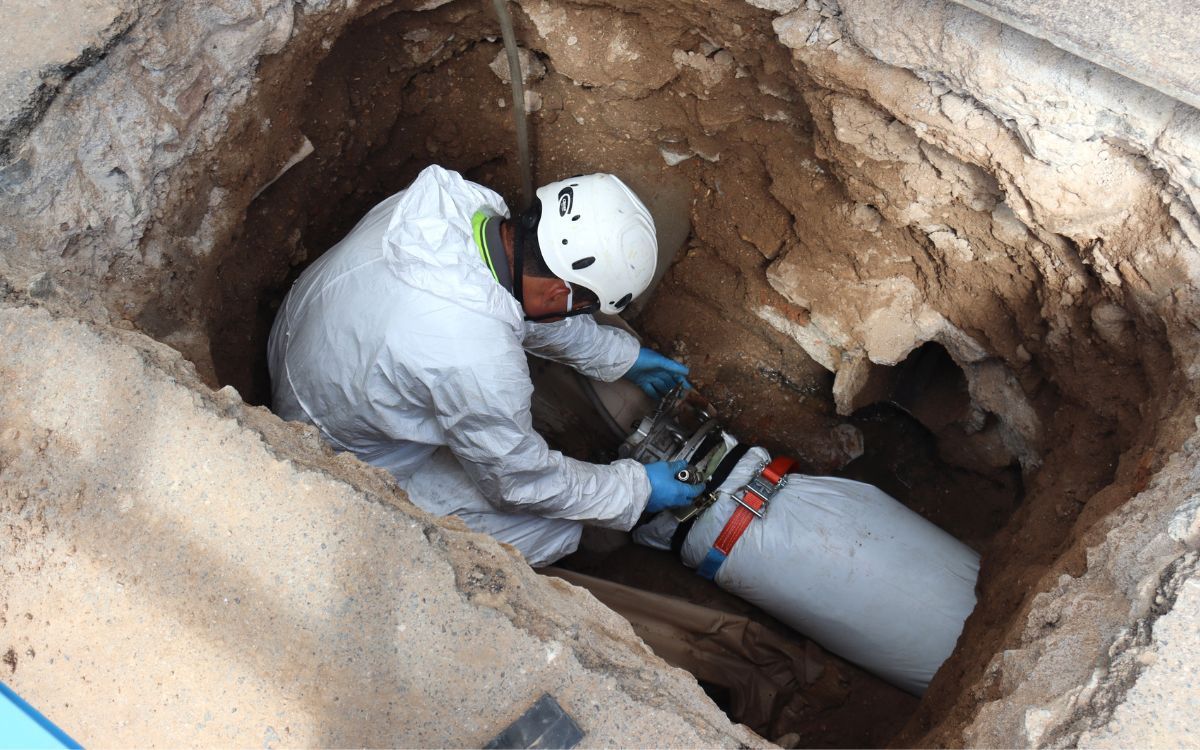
[614,386,980,695]
[491,0,534,211]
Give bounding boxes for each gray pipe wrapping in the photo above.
[650,446,980,695]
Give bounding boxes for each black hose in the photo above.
[491,0,534,210]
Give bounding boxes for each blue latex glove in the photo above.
[644,460,706,514]
[623,347,691,399]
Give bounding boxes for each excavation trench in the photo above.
[6,0,1195,745]
[186,0,1147,744]
[186,0,1180,745]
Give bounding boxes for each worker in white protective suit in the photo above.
[268,165,703,567]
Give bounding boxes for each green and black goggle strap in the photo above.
[515,199,601,322]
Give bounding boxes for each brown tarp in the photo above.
[545,568,831,740]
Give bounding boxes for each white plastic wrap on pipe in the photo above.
[636,446,980,695]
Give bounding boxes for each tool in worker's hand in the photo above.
[675,466,704,484]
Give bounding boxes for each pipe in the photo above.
[491,0,534,210]
[576,372,629,441]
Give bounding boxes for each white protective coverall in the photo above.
[268,165,651,566]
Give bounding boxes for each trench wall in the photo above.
[3,0,1200,745]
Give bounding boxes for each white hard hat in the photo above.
[535,173,658,315]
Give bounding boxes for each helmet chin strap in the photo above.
[522,268,598,322]
[523,275,597,321]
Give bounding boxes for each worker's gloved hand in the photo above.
[644,460,706,514]
[623,347,691,399]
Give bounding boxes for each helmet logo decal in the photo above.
[557,187,574,217]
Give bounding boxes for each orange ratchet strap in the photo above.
[696,455,797,580]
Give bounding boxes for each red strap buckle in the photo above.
[710,456,796,556]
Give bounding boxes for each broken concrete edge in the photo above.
[946,0,1200,113]
[1050,551,1200,746]
[0,0,423,340]
[0,299,764,747]
[0,0,394,172]
[0,4,143,165]
[960,422,1200,747]
[1075,555,1200,747]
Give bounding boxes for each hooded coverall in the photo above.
[267,165,651,566]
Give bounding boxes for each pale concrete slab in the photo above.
[1080,564,1200,747]
[948,0,1200,110]
[0,304,759,748]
